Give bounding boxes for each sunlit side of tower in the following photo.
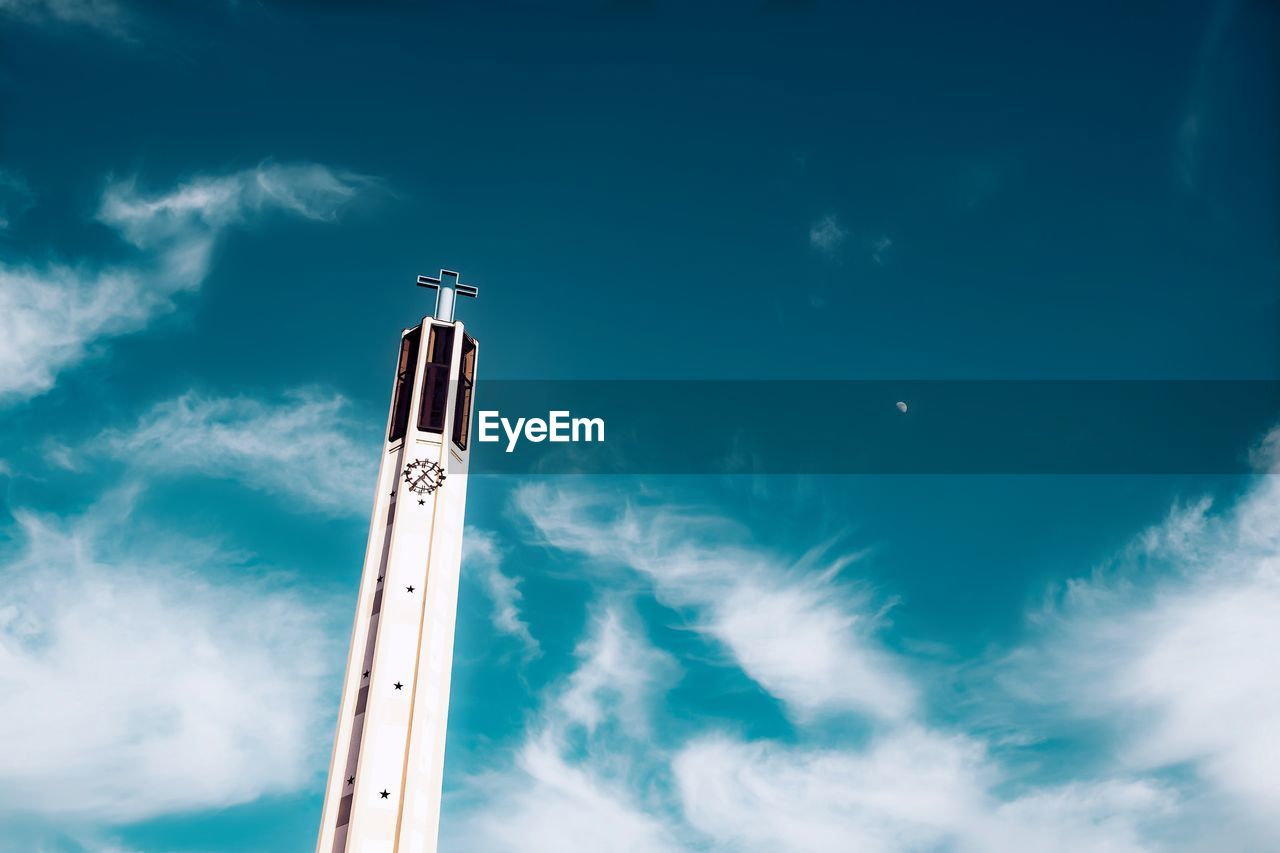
[316,271,479,853]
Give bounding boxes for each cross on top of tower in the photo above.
[416,269,478,323]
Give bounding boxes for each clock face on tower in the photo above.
[402,459,446,496]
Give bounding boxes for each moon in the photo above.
[896,401,908,413]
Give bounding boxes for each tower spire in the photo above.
[316,286,481,853]
[416,269,478,323]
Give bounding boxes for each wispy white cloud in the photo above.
[1174,0,1246,194]
[675,731,1173,853]
[96,388,376,515]
[0,169,34,230]
[41,438,83,472]
[871,233,893,265]
[808,213,846,256]
[464,529,539,658]
[0,489,340,823]
[513,484,914,722]
[450,733,682,853]
[503,478,1280,851]
[97,162,369,243]
[0,163,369,404]
[0,0,128,36]
[449,484,1195,852]
[0,262,162,403]
[444,605,682,852]
[556,606,675,738]
[1006,432,1280,842]
[451,452,1280,852]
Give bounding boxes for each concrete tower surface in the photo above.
[316,271,480,853]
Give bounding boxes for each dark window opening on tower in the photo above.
[417,325,455,433]
[452,334,477,450]
[388,329,421,442]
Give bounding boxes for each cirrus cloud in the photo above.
[0,162,371,404]
[808,213,847,256]
[513,483,915,722]
[1006,432,1280,841]
[0,489,341,824]
[97,388,378,515]
[443,604,683,853]
[674,732,1174,853]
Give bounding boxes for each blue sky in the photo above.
[0,1,1278,851]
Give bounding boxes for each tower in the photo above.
[316,271,480,853]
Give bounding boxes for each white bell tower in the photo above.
[316,270,480,853]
